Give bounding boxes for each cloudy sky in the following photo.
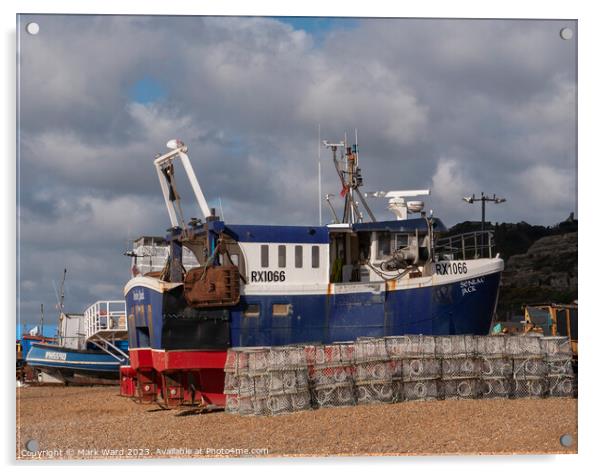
[17,15,577,330]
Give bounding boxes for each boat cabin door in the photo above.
[329,231,361,283]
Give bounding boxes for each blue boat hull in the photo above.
[25,343,128,383]
[125,271,501,351]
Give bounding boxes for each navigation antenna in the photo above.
[57,268,67,313]
[322,138,376,224]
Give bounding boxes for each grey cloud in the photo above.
[17,15,576,326]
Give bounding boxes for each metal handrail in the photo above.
[435,230,495,260]
[83,300,127,340]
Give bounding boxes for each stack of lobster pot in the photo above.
[384,336,408,402]
[506,335,547,398]
[265,345,311,415]
[223,347,269,415]
[307,343,356,408]
[236,347,271,415]
[353,338,394,404]
[540,336,574,397]
[475,335,512,399]
[400,335,440,401]
[436,335,480,400]
[224,348,246,414]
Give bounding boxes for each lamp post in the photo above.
[462,192,506,254]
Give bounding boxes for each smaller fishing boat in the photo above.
[25,270,129,384]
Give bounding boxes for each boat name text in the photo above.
[460,277,485,296]
[435,262,468,275]
[45,351,67,361]
[250,270,286,283]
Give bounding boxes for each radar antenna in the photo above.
[365,190,431,220]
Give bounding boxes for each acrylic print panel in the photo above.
[16,15,577,460]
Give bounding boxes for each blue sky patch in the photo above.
[275,16,360,40]
[128,76,167,104]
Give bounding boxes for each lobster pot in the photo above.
[547,375,575,398]
[304,345,318,366]
[313,384,356,408]
[252,373,270,397]
[268,346,308,371]
[237,374,255,397]
[314,343,355,367]
[224,348,250,374]
[399,335,436,358]
[269,370,309,395]
[505,335,542,359]
[512,358,547,378]
[265,385,312,416]
[435,335,476,359]
[290,391,312,411]
[387,359,404,403]
[384,336,407,360]
[353,338,388,363]
[440,358,480,380]
[392,379,404,403]
[475,335,506,357]
[252,396,271,416]
[248,348,270,375]
[388,359,403,379]
[355,380,395,404]
[384,335,437,359]
[308,343,356,408]
[402,358,441,381]
[225,393,239,414]
[439,378,480,400]
[481,357,512,378]
[546,359,574,377]
[540,336,572,361]
[512,376,547,399]
[266,394,293,415]
[480,377,511,399]
[237,395,255,416]
[403,380,439,401]
[353,358,394,405]
[309,369,356,407]
[223,373,239,395]
[354,361,392,382]
[309,365,353,387]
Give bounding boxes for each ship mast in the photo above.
[58,268,67,313]
[322,137,376,224]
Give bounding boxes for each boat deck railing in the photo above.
[435,230,496,260]
[84,300,127,340]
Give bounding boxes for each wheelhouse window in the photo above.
[311,245,320,268]
[295,245,303,268]
[278,245,286,268]
[377,233,391,259]
[394,233,409,250]
[261,245,269,268]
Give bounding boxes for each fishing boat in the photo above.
[26,271,129,384]
[123,137,503,407]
